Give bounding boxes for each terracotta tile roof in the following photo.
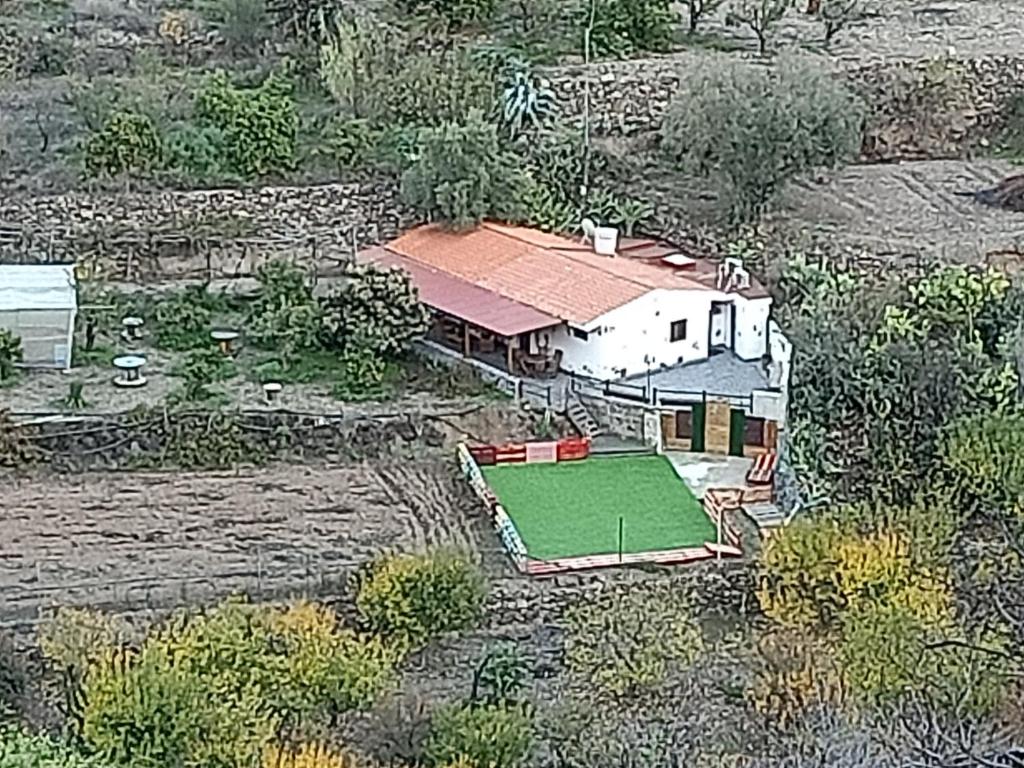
[361,247,559,337]
[384,222,712,326]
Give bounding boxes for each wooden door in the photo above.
[705,400,732,455]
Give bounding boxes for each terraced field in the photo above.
[0,460,510,629]
[784,159,1024,264]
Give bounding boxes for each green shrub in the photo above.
[162,122,228,181]
[173,347,237,401]
[196,71,298,179]
[0,726,105,768]
[84,111,162,177]
[320,264,430,357]
[661,55,863,225]
[330,346,390,402]
[323,117,376,172]
[473,644,529,705]
[354,550,486,648]
[319,18,495,127]
[401,110,530,229]
[248,260,321,361]
[426,703,533,768]
[0,330,21,382]
[154,286,213,351]
[940,410,1024,516]
[579,0,676,56]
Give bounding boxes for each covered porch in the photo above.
[363,245,564,378]
[427,314,562,378]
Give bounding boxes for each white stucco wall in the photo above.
[546,288,717,379]
[732,295,771,361]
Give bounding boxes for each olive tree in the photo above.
[661,55,864,225]
[401,109,530,229]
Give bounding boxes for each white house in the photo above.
[360,221,776,381]
[0,263,78,370]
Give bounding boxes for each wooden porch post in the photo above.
[462,322,471,357]
[506,335,517,373]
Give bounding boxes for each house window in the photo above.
[675,410,693,439]
[570,327,589,341]
[745,416,766,447]
[670,320,687,342]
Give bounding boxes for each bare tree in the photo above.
[725,0,789,56]
[820,0,860,46]
[684,0,727,33]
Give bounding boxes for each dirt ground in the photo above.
[0,460,520,629]
[781,158,1024,264]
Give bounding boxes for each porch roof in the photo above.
[362,248,560,337]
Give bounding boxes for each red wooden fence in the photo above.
[468,436,590,467]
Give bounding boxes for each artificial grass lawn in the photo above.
[481,455,715,560]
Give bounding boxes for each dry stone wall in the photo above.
[0,56,1020,276]
[545,54,1024,160]
[0,181,409,279]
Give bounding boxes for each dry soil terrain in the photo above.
[783,158,1024,263]
[0,460,514,629]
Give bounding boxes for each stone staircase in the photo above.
[566,396,603,438]
[743,501,786,528]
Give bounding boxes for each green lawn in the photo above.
[481,455,714,560]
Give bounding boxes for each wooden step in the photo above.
[743,502,786,528]
[566,398,602,437]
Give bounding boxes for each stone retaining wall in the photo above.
[545,54,1024,160]
[1,55,1020,276]
[5,408,447,471]
[0,181,409,279]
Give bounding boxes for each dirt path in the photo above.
[782,158,1024,263]
[0,461,502,628]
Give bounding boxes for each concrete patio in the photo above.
[623,353,771,402]
[664,451,753,498]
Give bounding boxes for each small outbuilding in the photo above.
[0,263,77,370]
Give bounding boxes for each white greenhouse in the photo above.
[0,264,77,370]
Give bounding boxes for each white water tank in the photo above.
[593,226,619,256]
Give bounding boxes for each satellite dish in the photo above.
[581,218,597,239]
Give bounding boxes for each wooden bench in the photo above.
[746,451,778,485]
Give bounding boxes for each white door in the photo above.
[710,303,731,349]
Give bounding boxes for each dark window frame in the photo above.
[676,410,693,439]
[744,416,766,446]
[570,327,589,341]
[670,319,687,342]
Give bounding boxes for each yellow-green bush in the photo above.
[425,703,532,768]
[262,741,367,768]
[80,598,395,768]
[758,517,953,630]
[354,550,486,649]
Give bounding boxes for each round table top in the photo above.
[263,382,283,392]
[122,316,144,326]
[211,330,240,341]
[113,355,146,369]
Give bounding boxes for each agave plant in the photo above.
[500,69,556,140]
